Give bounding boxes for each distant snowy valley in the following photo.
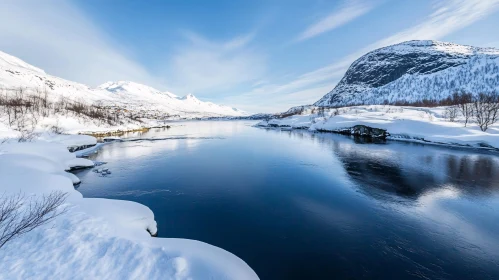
[0,50,246,139]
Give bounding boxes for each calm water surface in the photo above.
[74,121,499,280]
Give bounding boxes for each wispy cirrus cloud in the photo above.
[165,31,266,95]
[296,0,376,42]
[248,0,499,112]
[0,0,161,88]
[372,0,499,49]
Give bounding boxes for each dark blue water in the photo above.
[74,121,499,280]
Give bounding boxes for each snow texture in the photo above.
[315,40,499,107]
[0,49,246,136]
[257,105,499,149]
[0,137,258,280]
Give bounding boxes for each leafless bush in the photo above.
[473,92,499,132]
[451,92,474,127]
[11,107,38,142]
[0,191,68,249]
[0,87,141,134]
[49,120,65,134]
[444,106,459,122]
[317,107,326,117]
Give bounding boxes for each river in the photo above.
[74,121,499,280]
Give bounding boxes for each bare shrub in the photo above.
[473,92,499,132]
[0,87,142,137]
[12,110,38,142]
[49,120,65,134]
[444,106,459,122]
[451,92,474,127]
[0,191,68,249]
[317,107,326,117]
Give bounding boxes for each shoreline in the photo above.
[78,125,171,137]
[257,124,499,153]
[256,105,499,152]
[0,133,259,279]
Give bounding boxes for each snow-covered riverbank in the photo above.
[257,105,499,150]
[0,135,258,279]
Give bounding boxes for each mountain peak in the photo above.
[315,40,499,107]
[99,80,157,92]
[181,93,198,100]
[0,49,244,117]
[98,81,178,98]
[367,40,499,57]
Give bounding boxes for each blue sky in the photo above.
[1,0,499,113]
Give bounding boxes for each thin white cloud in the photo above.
[165,31,266,95]
[296,0,375,42]
[371,0,499,49]
[0,0,161,88]
[252,0,499,112]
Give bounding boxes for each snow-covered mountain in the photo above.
[97,81,245,117]
[0,50,245,118]
[315,40,499,107]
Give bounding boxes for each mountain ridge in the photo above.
[315,40,499,107]
[0,50,245,118]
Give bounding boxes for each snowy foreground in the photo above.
[257,105,499,150]
[0,136,258,279]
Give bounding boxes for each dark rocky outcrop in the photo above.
[317,125,389,139]
[67,144,96,153]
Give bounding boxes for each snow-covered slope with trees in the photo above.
[0,50,245,119]
[315,40,499,107]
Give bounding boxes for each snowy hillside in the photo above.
[98,81,245,118]
[315,40,499,107]
[0,50,245,118]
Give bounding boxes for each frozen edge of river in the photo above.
[0,136,259,280]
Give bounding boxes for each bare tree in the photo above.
[13,112,38,142]
[452,92,474,127]
[49,120,65,134]
[473,92,499,132]
[317,107,326,117]
[444,106,459,122]
[0,191,68,249]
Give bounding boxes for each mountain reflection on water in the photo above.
[76,121,499,280]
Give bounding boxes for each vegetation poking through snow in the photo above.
[0,191,68,249]
[0,87,150,140]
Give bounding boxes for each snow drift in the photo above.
[257,105,499,150]
[0,137,258,279]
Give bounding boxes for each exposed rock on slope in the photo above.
[315,40,499,107]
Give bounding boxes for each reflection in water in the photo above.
[331,137,499,199]
[76,121,499,280]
